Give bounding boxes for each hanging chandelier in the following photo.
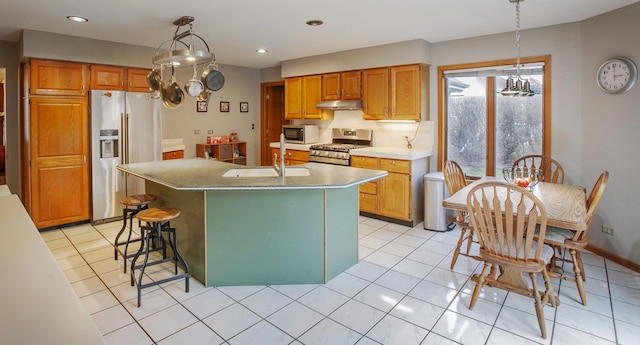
[149,16,225,109]
[499,0,535,97]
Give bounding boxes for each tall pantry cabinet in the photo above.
[22,59,91,228]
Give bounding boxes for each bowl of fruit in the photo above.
[502,167,544,191]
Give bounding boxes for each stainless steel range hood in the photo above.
[316,99,362,110]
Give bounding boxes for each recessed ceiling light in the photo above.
[305,20,323,26]
[67,16,88,23]
[255,49,268,54]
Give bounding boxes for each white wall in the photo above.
[580,3,640,262]
[281,39,431,77]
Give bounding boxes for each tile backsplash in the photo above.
[292,111,434,151]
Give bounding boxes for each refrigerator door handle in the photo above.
[125,113,131,164]
[120,113,126,175]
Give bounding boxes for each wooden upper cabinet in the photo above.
[362,64,428,121]
[29,59,89,97]
[322,73,341,101]
[126,68,152,92]
[362,67,389,120]
[390,64,422,121]
[301,75,324,119]
[285,77,303,119]
[90,65,125,90]
[285,75,332,120]
[322,71,361,100]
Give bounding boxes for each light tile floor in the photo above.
[41,216,640,345]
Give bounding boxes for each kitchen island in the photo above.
[117,158,386,287]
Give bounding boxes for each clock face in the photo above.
[597,57,638,94]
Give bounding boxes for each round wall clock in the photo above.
[596,56,638,94]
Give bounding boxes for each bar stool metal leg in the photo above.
[130,207,189,307]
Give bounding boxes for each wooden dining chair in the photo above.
[443,160,479,269]
[466,181,557,339]
[513,155,565,184]
[543,171,609,306]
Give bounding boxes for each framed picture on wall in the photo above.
[240,102,249,113]
[220,101,230,112]
[197,101,208,112]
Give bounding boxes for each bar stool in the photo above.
[130,206,189,307]
[113,194,157,273]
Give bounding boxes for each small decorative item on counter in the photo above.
[230,132,239,142]
[220,135,230,143]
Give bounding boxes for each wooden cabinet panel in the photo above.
[30,60,88,97]
[341,71,362,100]
[322,73,341,101]
[127,68,152,92]
[301,75,324,119]
[285,75,333,120]
[29,98,90,228]
[379,172,411,220]
[390,65,421,120]
[351,156,379,169]
[271,147,308,166]
[90,65,125,90]
[162,150,184,160]
[359,192,378,214]
[380,158,411,174]
[285,77,302,119]
[352,155,412,222]
[362,64,427,121]
[322,71,361,101]
[362,67,389,120]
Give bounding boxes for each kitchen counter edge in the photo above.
[117,158,387,191]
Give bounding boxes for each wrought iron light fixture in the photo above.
[150,16,224,109]
[153,16,213,67]
[499,0,535,96]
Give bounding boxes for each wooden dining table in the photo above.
[442,176,588,296]
[443,176,588,231]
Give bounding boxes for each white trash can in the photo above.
[423,172,454,232]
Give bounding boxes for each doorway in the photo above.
[260,81,285,166]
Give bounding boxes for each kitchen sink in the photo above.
[222,167,310,177]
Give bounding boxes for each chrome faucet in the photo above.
[274,133,286,176]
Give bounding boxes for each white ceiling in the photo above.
[1,0,638,69]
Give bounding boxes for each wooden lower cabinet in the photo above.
[270,147,308,166]
[27,98,90,228]
[352,155,426,226]
[162,150,184,160]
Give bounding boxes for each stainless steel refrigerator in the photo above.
[91,90,162,223]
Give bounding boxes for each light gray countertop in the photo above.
[0,195,106,345]
[118,158,387,191]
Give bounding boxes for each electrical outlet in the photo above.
[602,225,614,236]
[208,130,213,134]
[194,129,201,135]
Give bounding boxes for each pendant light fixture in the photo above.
[151,16,224,108]
[499,0,535,97]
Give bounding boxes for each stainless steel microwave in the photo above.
[282,125,320,144]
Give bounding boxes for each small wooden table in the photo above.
[443,176,588,231]
[443,177,588,292]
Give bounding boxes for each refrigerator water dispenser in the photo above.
[99,129,119,158]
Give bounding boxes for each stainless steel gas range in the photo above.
[308,128,372,166]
